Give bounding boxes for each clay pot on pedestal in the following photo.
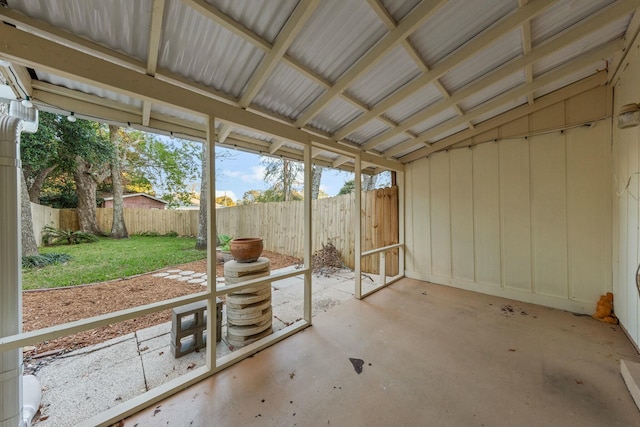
[230,237,263,263]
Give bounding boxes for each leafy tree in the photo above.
[57,117,112,234]
[215,195,236,206]
[262,157,303,202]
[20,112,59,202]
[124,132,201,207]
[240,189,263,205]
[338,179,355,195]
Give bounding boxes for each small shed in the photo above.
[101,193,167,210]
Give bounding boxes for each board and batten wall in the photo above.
[404,85,613,315]
[612,32,640,350]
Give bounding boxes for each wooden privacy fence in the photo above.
[216,187,399,274]
[35,187,399,274]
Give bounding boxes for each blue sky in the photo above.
[214,147,354,203]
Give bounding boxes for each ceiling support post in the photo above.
[0,112,24,427]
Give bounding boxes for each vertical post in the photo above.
[303,142,312,323]
[379,252,386,286]
[397,171,405,277]
[0,115,23,427]
[354,156,362,299]
[205,116,216,371]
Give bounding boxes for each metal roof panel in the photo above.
[287,0,387,82]
[379,0,422,22]
[385,83,443,123]
[459,70,526,111]
[410,0,518,66]
[206,0,299,43]
[533,15,630,76]
[440,28,522,93]
[159,0,264,98]
[8,0,151,61]
[309,98,363,135]
[347,45,422,107]
[37,71,143,109]
[252,63,326,121]
[346,119,390,145]
[409,108,458,134]
[531,0,616,45]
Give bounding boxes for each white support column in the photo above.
[0,114,23,427]
[397,171,405,277]
[354,156,362,299]
[303,142,312,323]
[205,116,216,371]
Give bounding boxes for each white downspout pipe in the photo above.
[0,100,39,427]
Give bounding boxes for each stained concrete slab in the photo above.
[28,268,391,426]
[126,278,640,427]
[140,344,206,389]
[36,335,145,427]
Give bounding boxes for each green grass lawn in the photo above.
[22,236,207,290]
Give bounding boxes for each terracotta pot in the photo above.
[230,237,263,263]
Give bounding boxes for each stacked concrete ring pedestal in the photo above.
[224,258,272,348]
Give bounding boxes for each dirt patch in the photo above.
[22,250,301,357]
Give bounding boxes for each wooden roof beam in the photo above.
[333,0,558,142]
[142,0,166,126]
[360,0,637,151]
[293,0,449,127]
[218,0,320,143]
[383,41,618,157]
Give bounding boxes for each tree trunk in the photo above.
[283,160,290,201]
[26,165,56,203]
[311,165,323,200]
[109,125,128,239]
[73,159,102,235]
[195,144,208,250]
[21,172,39,257]
[362,174,378,191]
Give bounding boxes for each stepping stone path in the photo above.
[153,269,219,286]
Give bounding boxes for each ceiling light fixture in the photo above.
[67,112,77,122]
[21,96,33,108]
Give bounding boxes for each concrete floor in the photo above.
[126,278,640,427]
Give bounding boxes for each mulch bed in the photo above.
[22,250,301,357]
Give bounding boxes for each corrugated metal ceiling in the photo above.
[2,0,637,168]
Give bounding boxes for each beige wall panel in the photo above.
[472,143,501,285]
[499,138,532,291]
[626,130,639,343]
[531,102,564,133]
[429,152,452,277]
[449,148,475,281]
[411,158,432,275]
[501,116,528,139]
[566,86,608,125]
[530,133,568,298]
[566,124,612,302]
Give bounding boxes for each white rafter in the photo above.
[293,0,449,128]
[333,0,558,142]
[142,0,166,126]
[382,40,620,158]
[358,0,637,152]
[364,0,457,142]
[519,0,535,105]
[217,0,320,143]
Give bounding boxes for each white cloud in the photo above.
[216,190,237,201]
[220,166,265,184]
